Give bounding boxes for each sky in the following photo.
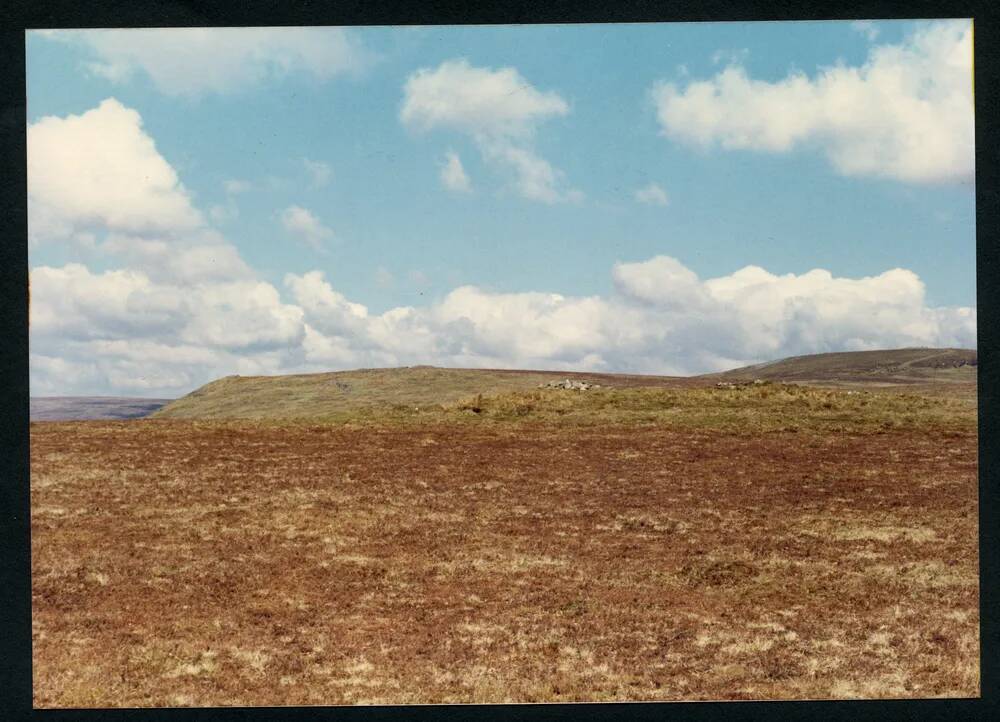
[26,20,977,397]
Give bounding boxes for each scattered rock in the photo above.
[538,379,601,391]
[716,379,770,389]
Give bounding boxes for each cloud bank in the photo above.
[31,252,976,397]
[652,21,973,184]
[28,98,976,397]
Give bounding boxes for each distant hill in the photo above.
[151,366,686,420]
[708,348,976,385]
[30,397,173,422]
[150,348,976,421]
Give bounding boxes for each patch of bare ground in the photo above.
[31,402,978,705]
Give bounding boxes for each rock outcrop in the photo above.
[539,379,601,391]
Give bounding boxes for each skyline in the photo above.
[26,20,976,397]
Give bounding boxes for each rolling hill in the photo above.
[709,347,977,385]
[150,348,976,421]
[150,366,687,420]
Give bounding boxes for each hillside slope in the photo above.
[151,366,685,420]
[709,347,976,385]
[152,348,976,421]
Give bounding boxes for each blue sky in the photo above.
[26,21,977,396]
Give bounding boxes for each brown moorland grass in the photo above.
[31,384,978,706]
[709,347,977,386]
[150,365,688,421]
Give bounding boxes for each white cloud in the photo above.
[30,264,303,353]
[28,98,203,241]
[303,158,332,187]
[479,141,583,204]
[281,205,334,250]
[612,257,977,363]
[652,21,973,184]
[401,58,568,138]
[27,99,975,399]
[282,257,975,379]
[38,27,371,97]
[28,99,311,396]
[32,254,976,397]
[180,280,305,351]
[635,182,669,206]
[98,229,253,285]
[440,150,472,192]
[401,59,581,203]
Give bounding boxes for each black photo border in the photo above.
[2,2,996,720]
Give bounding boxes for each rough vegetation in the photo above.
[31,366,979,706]
[150,348,976,423]
[150,366,682,421]
[709,348,977,385]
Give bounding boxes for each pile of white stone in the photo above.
[715,379,769,389]
[539,379,601,391]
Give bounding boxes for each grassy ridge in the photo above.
[152,349,977,426]
[156,383,976,436]
[712,348,977,384]
[435,384,976,433]
[151,365,683,420]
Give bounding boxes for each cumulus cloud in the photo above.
[440,150,472,192]
[401,59,581,203]
[32,254,976,396]
[651,20,973,184]
[98,230,254,285]
[31,264,303,351]
[401,58,568,138]
[28,98,203,241]
[28,99,310,396]
[635,182,669,206]
[28,97,254,287]
[611,257,976,363]
[281,257,975,380]
[281,205,334,250]
[37,27,371,97]
[28,99,975,398]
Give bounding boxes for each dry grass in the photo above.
[438,383,976,434]
[151,365,682,421]
[31,383,978,706]
[709,347,976,385]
